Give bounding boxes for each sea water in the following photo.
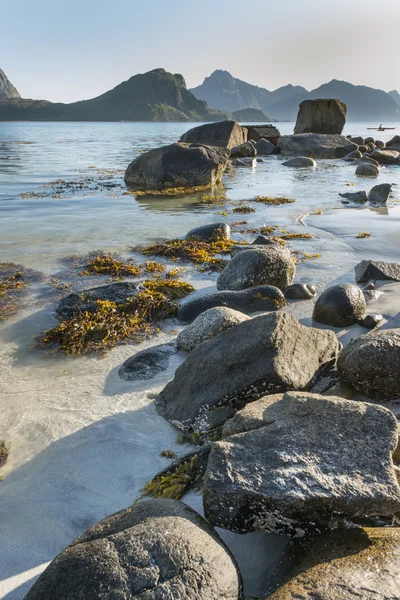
[1,121,400,598]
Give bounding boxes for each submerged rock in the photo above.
[285,283,316,299]
[339,190,367,203]
[231,157,256,167]
[118,343,177,381]
[355,163,379,177]
[279,133,357,158]
[267,528,400,600]
[56,282,142,320]
[337,328,400,398]
[368,183,392,204]
[217,247,295,292]
[355,259,400,283]
[203,392,400,535]
[156,312,340,432]
[177,285,286,323]
[180,120,245,148]
[25,499,243,600]
[282,157,316,168]
[312,283,366,327]
[294,99,347,135]
[177,307,249,352]
[124,143,229,189]
[185,222,230,242]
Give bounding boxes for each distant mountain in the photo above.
[388,90,400,108]
[0,69,229,122]
[267,80,400,122]
[232,108,273,122]
[0,69,20,101]
[190,70,307,114]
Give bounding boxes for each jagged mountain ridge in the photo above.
[0,69,20,101]
[0,69,229,122]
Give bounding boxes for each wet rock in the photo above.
[156,312,340,432]
[355,163,379,177]
[368,183,392,204]
[365,136,375,144]
[375,140,385,148]
[56,282,142,320]
[186,222,230,242]
[313,283,366,327]
[344,149,362,160]
[337,328,400,398]
[180,120,245,148]
[282,156,316,168]
[294,99,347,135]
[349,135,364,145]
[358,144,368,153]
[251,234,277,245]
[254,138,275,155]
[230,141,256,158]
[386,134,400,152]
[285,283,316,300]
[359,312,383,329]
[0,440,8,468]
[25,499,243,600]
[118,343,177,381]
[267,528,400,600]
[177,307,249,352]
[370,148,400,164]
[217,247,295,292]
[339,190,367,203]
[279,133,357,159]
[203,392,400,535]
[124,143,229,189]
[231,157,256,167]
[355,259,400,282]
[177,285,286,323]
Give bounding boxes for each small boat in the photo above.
[367,126,396,131]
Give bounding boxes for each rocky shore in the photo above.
[1,99,400,599]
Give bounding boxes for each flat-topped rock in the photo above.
[355,259,400,282]
[180,120,245,148]
[156,312,340,433]
[243,124,280,144]
[203,391,400,535]
[56,282,142,320]
[294,99,347,135]
[279,133,357,159]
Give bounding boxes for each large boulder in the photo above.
[355,259,400,283]
[177,285,286,323]
[118,343,177,381]
[186,222,230,242]
[179,120,245,148]
[56,282,142,320]
[294,99,347,135]
[386,134,400,152]
[203,392,400,535]
[177,307,249,352]
[267,528,400,600]
[279,133,357,158]
[254,138,275,155]
[312,283,366,327]
[337,328,400,398]
[230,141,256,158]
[243,124,280,144]
[155,312,340,433]
[216,247,295,292]
[25,499,243,600]
[370,148,400,164]
[368,183,392,204]
[124,143,229,189]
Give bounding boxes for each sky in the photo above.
[1,0,400,103]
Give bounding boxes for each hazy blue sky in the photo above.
[1,0,399,102]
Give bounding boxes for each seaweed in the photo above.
[356,232,371,239]
[0,263,44,320]
[233,206,256,214]
[281,232,313,240]
[254,196,296,206]
[125,185,212,197]
[81,253,141,278]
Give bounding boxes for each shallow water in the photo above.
[1,121,400,599]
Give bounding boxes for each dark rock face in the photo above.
[370,148,400,164]
[177,285,286,323]
[282,157,316,168]
[118,344,177,381]
[279,133,357,158]
[179,120,245,148]
[216,247,295,292]
[0,68,20,101]
[386,134,400,152]
[355,163,379,177]
[56,282,142,320]
[368,183,392,204]
[337,328,400,398]
[355,259,400,283]
[344,149,362,160]
[25,499,243,600]
[285,283,316,299]
[312,283,366,327]
[267,528,400,600]
[185,222,230,242]
[294,99,347,135]
[0,440,8,468]
[254,139,275,155]
[155,312,340,432]
[359,312,383,329]
[203,392,400,535]
[244,125,280,144]
[124,143,229,190]
[339,190,367,203]
[230,141,256,158]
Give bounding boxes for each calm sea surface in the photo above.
[0,121,400,599]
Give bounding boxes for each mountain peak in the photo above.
[0,68,21,101]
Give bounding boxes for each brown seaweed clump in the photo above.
[254,196,296,206]
[81,253,142,278]
[0,263,44,320]
[232,206,256,214]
